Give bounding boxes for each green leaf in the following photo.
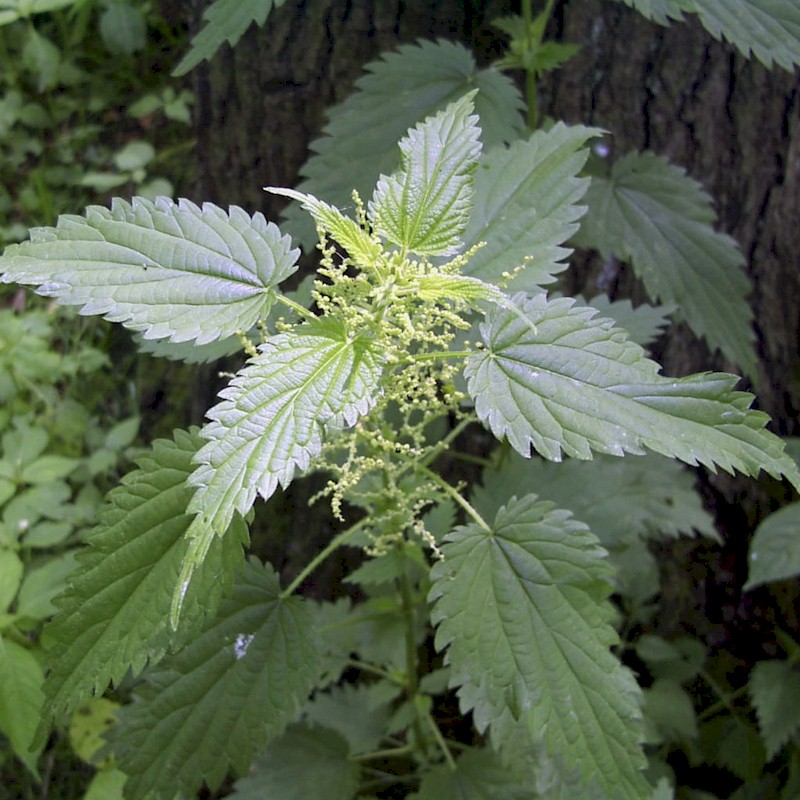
[574,151,756,376]
[187,317,385,535]
[110,559,323,800]
[230,724,360,800]
[0,548,23,613]
[642,679,699,743]
[100,1,147,55]
[612,0,800,72]
[464,294,800,490]
[16,552,77,621]
[460,124,598,291]
[0,197,299,346]
[38,429,247,732]
[369,92,481,256]
[22,27,60,91]
[429,494,650,798]
[745,502,800,589]
[173,0,287,77]
[472,450,718,551]
[304,683,394,755]
[0,0,79,25]
[266,188,383,267]
[582,294,676,348]
[414,747,533,799]
[750,660,800,759]
[0,638,44,775]
[281,39,525,250]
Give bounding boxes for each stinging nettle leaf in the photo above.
[429,494,650,799]
[281,39,526,251]
[460,123,599,291]
[749,660,800,760]
[230,724,360,800]
[369,92,482,256]
[187,317,386,535]
[465,293,800,490]
[266,187,383,267]
[744,501,800,590]
[173,0,287,77]
[111,559,323,800]
[0,196,298,346]
[38,429,248,738]
[573,151,756,377]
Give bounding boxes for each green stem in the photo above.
[522,0,558,130]
[280,516,370,598]
[400,561,428,754]
[345,659,398,683]
[350,744,413,762]
[423,710,457,770]
[276,293,317,321]
[417,464,492,532]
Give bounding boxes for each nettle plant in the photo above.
[3,7,800,795]
[1,93,798,800]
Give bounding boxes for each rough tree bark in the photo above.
[183,1,800,639]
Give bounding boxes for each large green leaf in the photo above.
[461,124,598,291]
[230,724,360,800]
[0,197,298,346]
[413,748,533,800]
[472,450,717,547]
[39,430,247,733]
[749,660,800,759]
[281,39,525,250]
[369,92,481,256]
[465,294,800,489]
[111,559,322,800]
[187,317,385,535]
[612,0,800,71]
[574,151,756,377]
[744,501,800,589]
[173,0,287,76]
[429,494,650,799]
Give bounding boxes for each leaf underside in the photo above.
[429,494,650,799]
[280,39,525,250]
[0,196,298,346]
[612,0,800,71]
[187,317,385,535]
[574,151,756,376]
[465,293,800,490]
[173,0,287,76]
[111,559,322,800]
[39,429,247,735]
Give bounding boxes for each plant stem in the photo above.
[276,293,317,321]
[423,709,457,770]
[280,516,370,598]
[417,464,492,532]
[399,560,428,754]
[522,0,558,130]
[350,744,413,762]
